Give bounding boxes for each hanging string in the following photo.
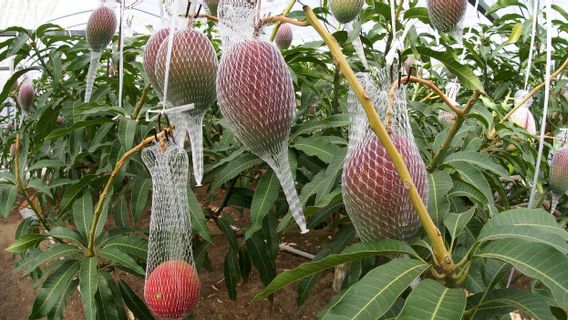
[523,0,539,91]
[528,0,553,209]
[118,0,125,110]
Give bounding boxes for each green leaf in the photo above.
[73,191,93,239]
[209,153,261,191]
[245,170,280,240]
[16,243,81,274]
[100,247,145,276]
[102,235,148,260]
[28,160,67,172]
[246,234,277,287]
[479,208,568,241]
[506,22,523,44]
[60,175,96,214]
[292,136,339,163]
[30,260,80,319]
[5,233,45,253]
[397,279,466,320]
[468,289,554,320]
[297,226,355,306]
[118,119,137,151]
[80,257,98,320]
[216,214,239,251]
[320,259,429,319]
[252,240,418,302]
[48,227,84,246]
[475,239,568,308]
[224,248,240,300]
[45,118,110,140]
[291,114,350,139]
[130,176,150,221]
[0,185,17,218]
[427,171,453,225]
[119,280,155,320]
[416,47,484,93]
[443,151,509,178]
[47,279,78,320]
[444,207,475,244]
[187,183,212,243]
[477,225,568,254]
[317,148,347,202]
[113,196,130,228]
[96,272,126,320]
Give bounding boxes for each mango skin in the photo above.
[427,0,467,33]
[86,6,117,52]
[330,0,364,24]
[342,134,428,242]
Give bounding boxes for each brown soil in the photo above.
[0,187,335,320]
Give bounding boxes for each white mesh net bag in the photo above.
[342,70,428,242]
[152,26,218,186]
[426,0,467,35]
[509,89,536,135]
[142,140,200,320]
[215,0,308,233]
[438,82,459,126]
[84,1,117,102]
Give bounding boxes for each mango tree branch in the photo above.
[428,91,481,172]
[86,127,173,256]
[501,57,568,124]
[131,83,151,120]
[303,5,455,272]
[14,133,51,231]
[402,76,464,116]
[269,0,298,41]
[263,15,309,27]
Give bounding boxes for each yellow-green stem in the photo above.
[131,83,151,120]
[303,6,454,272]
[428,91,481,172]
[86,128,172,256]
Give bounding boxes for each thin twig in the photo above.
[428,91,481,172]
[86,127,172,256]
[131,83,151,120]
[501,57,568,124]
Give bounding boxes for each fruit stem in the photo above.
[428,90,480,172]
[269,0,297,41]
[303,5,454,272]
[86,127,173,256]
[390,76,464,116]
[500,57,568,124]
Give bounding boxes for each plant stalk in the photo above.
[269,0,297,41]
[303,6,455,272]
[428,91,481,172]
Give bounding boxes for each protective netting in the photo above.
[152,28,218,186]
[342,70,428,242]
[144,28,170,100]
[553,129,568,152]
[549,146,568,213]
[217,0,255,52]
[84,4,117,102]
[329,0,364,24]
[142,141,200,320]
[216,5,308,233]
[510,90,536,135]
[17,81,34,112]
[275,24,293,50]
[426,0,467,34]
[438,82,459,125]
